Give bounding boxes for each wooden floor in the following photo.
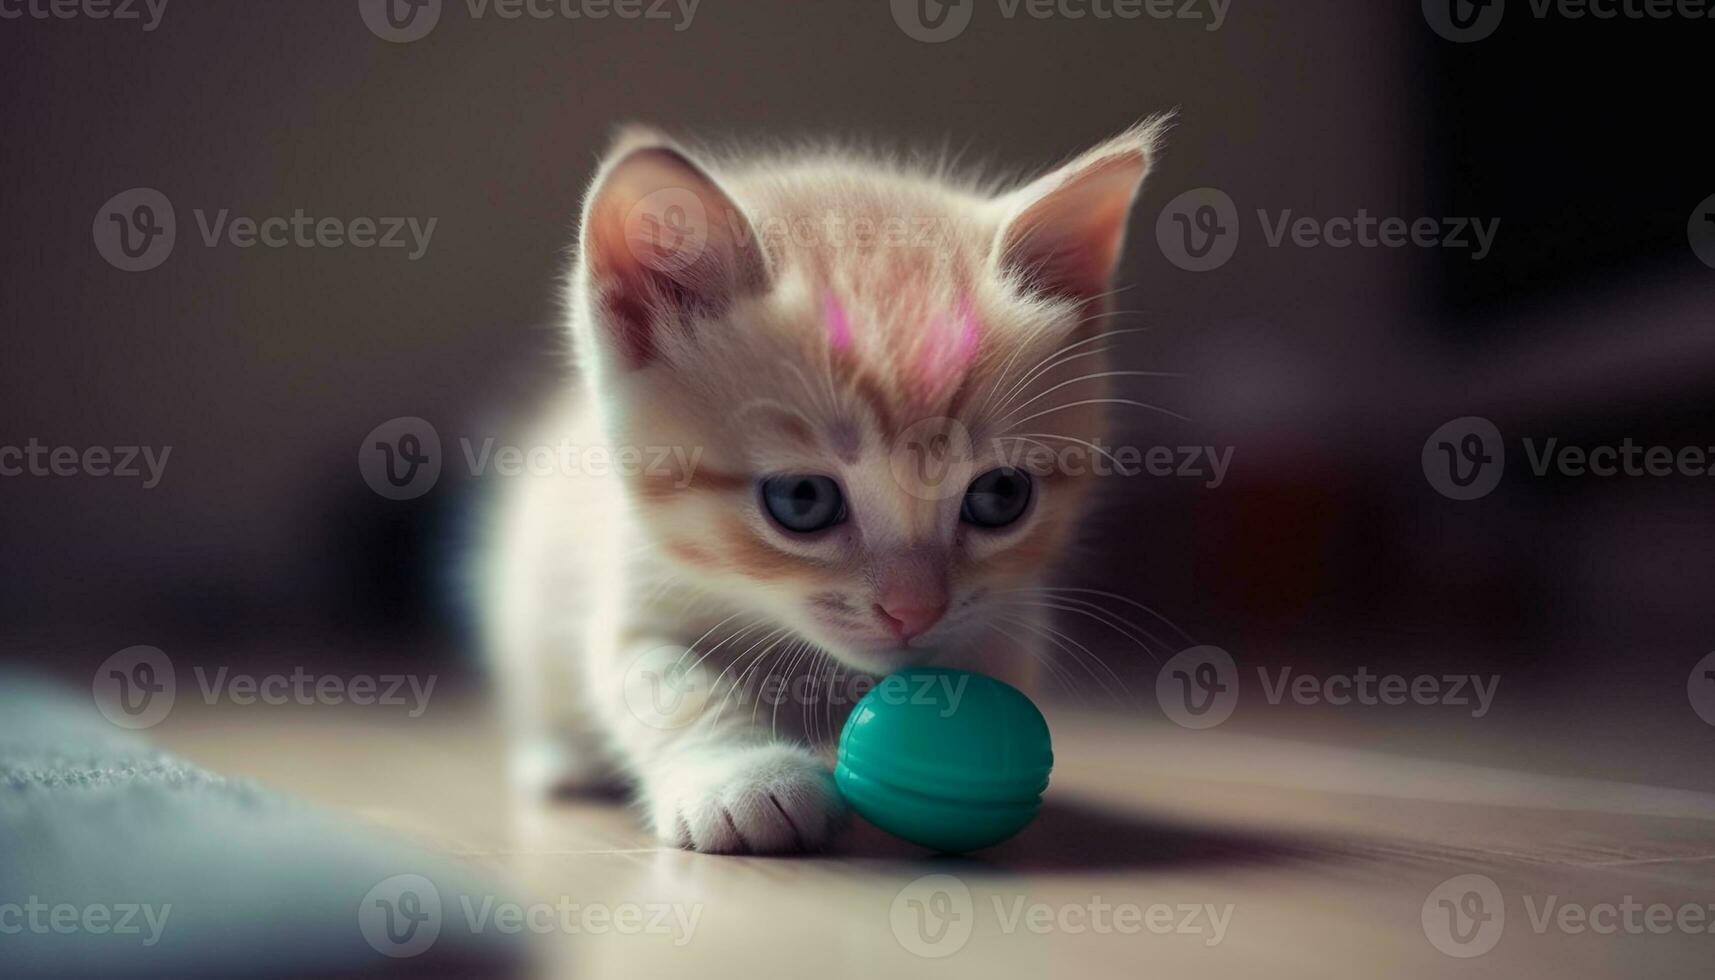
[152,696,1715,979]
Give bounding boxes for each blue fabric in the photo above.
[0,675,528,978]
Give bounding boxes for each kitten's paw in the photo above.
[647,744,845,854]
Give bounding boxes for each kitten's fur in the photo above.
[485,121,1164,853]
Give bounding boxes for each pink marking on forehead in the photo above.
[914,296,982,394]
[822,292,853,352]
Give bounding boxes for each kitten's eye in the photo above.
[760,475,847,533]
[961,467,1032,528]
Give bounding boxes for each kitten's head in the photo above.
[570,123,1163,674]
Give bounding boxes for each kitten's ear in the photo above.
[994,118,1167,303]
[579,130,767,367]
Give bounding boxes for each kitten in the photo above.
[484,120,1165,853]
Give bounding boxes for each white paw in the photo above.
[646,744,845,854]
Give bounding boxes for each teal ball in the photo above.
[835,667,1052,853]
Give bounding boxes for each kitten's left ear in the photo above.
[579,129,769,368]
[994,118,1168,302]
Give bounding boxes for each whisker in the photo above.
[987,621,1082,697]
[1013,586,1194,644]
[1006,398,1191,429]
[1003,614,1130,703]
[1005,596,1171,655]
[677,618,767,677]
[701,627,791,732]
[995,432,1137,475]
[975,324,1148,424]
[979,322,1151,423]
[768,639,816,734]
[995,370,1184,429]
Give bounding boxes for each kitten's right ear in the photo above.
[993,116,1170,304]
[579,132,767,368]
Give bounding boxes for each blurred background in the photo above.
[3,1,1712,785]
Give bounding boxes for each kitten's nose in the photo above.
[874,599,948,643]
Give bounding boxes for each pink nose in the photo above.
[874,600,948,643]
